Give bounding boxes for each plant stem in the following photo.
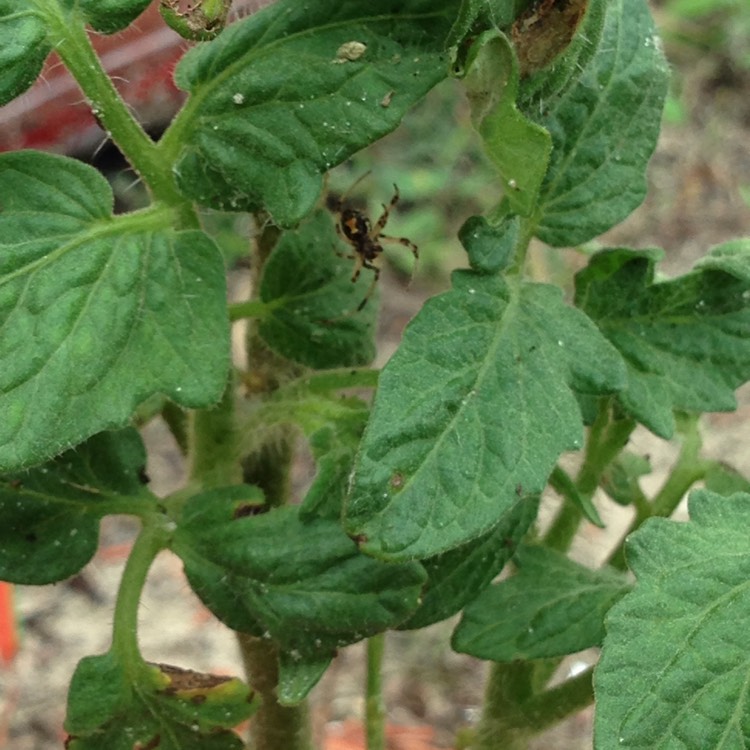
[237,215,311,749]
[607,416,709,570]
[35,1,193,214]
[544,401,634,552]
[111,518,169,678]
[474,661,594,749]
[237,634,313,750]
[473,661,535,750]
[508,211,540,277]
[189,377,243,488]
[522,667,594,730]
[365,634,386,750]
[650,416,707,518]
[229,299,278,322]
[162,401,190,456]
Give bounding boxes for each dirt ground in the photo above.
[1,5,750,749]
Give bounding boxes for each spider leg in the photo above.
[357,259,380,311]
[378,234,418,257]
[378,234,419,284]
[372,183,400,234]
[320,257,379,323]
[334,247,357,260]
[350,252,365,283]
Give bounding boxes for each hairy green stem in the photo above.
[474,661,594,749]
[474,661,535,750]
[649,417,707,517]
[544,402,634,552]
[111,519,170,677]
[366,634,386,750]
[522,667,595,729]
[508,212,540,277]
[229,299,278,322]
[161,401,190,456]
[236,215,311,749]
[189,378,243,488]
[35,1,195,216]
[608,416,709,570]
[237,635,313,750]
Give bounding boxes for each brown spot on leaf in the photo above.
[232,502,266,519]
[155,663,232,694]
[134,735,161,750]
[511,0,588,76]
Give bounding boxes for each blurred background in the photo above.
[0,0,748,748]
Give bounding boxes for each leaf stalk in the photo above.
[35,1,194,214]
[111,518,170,677]
[365,634,386,750]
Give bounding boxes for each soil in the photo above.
[1,5,749,750]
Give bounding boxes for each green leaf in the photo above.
[159,0,230,41]
[0,429,154,584]
[277,652,332,707]
[454,545,631,661]
[344,271,626,560]
[534,0,669,246]
[600,451,652,507]
[302,417,368,520]
[78,0,151,33]
[462,30,552,216]
[703,463,750,497]
[549,464,605,527]
[0,2,49,105]
[258,211,377,368]
[65,653,257,749]
[695,237,750,283]
[595,490,750,749]
[575,245,750,438]
[172,497,426,663]
[0,151,230,471]
[446,0,520,50]
[459,213,520,275]
[399,495,538,630]
[170,0,455,226]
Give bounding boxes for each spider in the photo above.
[327,178,419,312]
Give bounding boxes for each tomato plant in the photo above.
[1,1,749,749]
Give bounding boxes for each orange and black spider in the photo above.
[327,178,418,312]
